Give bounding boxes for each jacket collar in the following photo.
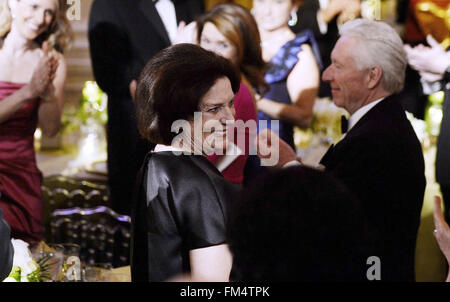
[138,0,171,46]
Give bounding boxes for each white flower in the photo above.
[6,239,40,282]
[11,239,34,269]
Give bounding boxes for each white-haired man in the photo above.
[259,19,426,281]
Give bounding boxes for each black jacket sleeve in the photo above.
[0,209,13,281]
[88,0,133,96]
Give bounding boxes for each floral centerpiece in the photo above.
[60,81,108,146]
[3,239,52,282]
[294,97,348,149]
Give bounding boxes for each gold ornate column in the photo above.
[204,0,253,11]
[414,1,450,49]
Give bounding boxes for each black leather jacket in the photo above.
[0,209,13,281]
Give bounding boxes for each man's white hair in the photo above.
[339,19,407,94]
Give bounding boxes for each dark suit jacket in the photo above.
[0,209,13,281]
[320,95,426,281]
[436,87,450,185]
[88,0,204,215]
[290,0,339,97]
[89,0,204,96]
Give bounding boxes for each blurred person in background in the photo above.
[196,3,267,186]
[252,0,321,151]
[88,0,204,216]
[405,35,450,225]
[290,0,361,97]
[0,0,71,243]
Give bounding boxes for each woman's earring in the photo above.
[288,10,298,27]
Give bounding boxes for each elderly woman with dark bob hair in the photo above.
[131,43,242,282]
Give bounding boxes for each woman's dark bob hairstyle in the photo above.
[135,43,241,145]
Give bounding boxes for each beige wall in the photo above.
[64,0,94,110]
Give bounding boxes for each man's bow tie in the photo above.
[341,115,348,134]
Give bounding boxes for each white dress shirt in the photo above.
[341,97,384,140]
[155,0,178,44]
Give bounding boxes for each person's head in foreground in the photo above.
[322,19,407,115]
[228,166,371,281]
[135,43,241,154]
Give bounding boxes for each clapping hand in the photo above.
[174,21,198,45]
[320,0,361,24]
[404,35,450,81]
[28,42,58,100]
[338,0,361,24]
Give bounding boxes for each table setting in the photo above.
[3,239,130,282]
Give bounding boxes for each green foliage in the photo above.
[60,81,108,137]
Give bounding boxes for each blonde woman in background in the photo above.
[0,0,72,243]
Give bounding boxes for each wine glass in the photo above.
[82,263,113,282]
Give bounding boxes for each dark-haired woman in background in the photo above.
[131,44,241,282]
[0,0,71,243]
[252,0,322,150]
[196,3,267,185]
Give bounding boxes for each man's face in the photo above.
[322,36,370,114]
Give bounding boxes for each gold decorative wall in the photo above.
[204,0,253,11]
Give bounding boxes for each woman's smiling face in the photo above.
[195,76,236,154]
[252,0,294,32]
[9,0,58,40]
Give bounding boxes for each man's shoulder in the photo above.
[340,97,421,152]
[352,96,415,137]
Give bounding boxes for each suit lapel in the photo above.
[174,0,188,24]
[320,96,394,168]
[138,0,171,46]
[351,96,394,135]
[319,144,335,166]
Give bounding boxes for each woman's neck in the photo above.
[2,27,37,57]
[259,26,294,45]
[259,26,294,62]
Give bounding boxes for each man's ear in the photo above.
[367,66,383,89]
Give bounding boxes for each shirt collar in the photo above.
[154,144,185,153]
[347,97,385,132]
